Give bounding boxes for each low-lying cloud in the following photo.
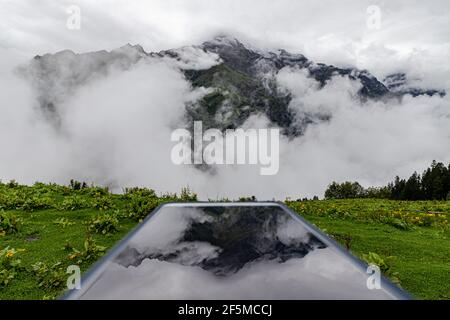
[0,42,449,200]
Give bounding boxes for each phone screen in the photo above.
[64,203,409,299]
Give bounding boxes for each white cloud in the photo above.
[0,0,449,199]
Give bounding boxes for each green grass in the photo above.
[0,209,137,299]
[0,183,449,300]
[286,199,450,300]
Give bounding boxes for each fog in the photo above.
[1,43,450,199]
[1,1,450,199]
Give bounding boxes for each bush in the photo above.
[126,196,159,221]
[123,187,156,199]
[362,252,400,284]
[87,214,119,235]
[91,196,115,211]
[179,187,198,201]
[80,186,109,197]
[66,235,106,264]
[0,192,25,210]
[58,196,89,211]
[0,211,21,235]
[238,196,257,202]
[0,247,24,286]
[21,196,54,212]
[31,261,66,289]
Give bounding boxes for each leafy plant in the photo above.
[238,196,257,202]
[123,187,156,199]
[53,218,75,228]
[0,211,21,235]
[87,214,119,235]
[21,196,54,212]
[126,196,159,221]
[362,252,400,284]
[179,186,198,201]
[0,246,24,286]
[67,235,106,264]
[91,196,115,211]
[31,261,66,289]
[80,186,109,197]
[58,196,89,211]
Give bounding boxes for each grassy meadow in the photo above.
[0,181,449,300]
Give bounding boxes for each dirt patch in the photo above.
[25,234,40,242]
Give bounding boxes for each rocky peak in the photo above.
[202,36,261,75]
[20,37,446,137]
[383,73,445,97]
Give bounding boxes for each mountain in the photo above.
[21,36,445,136]
[383,72,446,97]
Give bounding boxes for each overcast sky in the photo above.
[1,0,450,78]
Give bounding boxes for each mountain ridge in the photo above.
[24,35,445,135]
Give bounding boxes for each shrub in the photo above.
[31,261,66,289]
[180,187,198,201]
[159,187,197,202]
[0,211,21,235]
[0,246,24,286]
[87,214,119,235]
[58,196,88,211]
[0,192,25,210]
[80,186,109,197]
[238,196,257,202]
[123,187,156,199]
[91,196,115,211]
[362,252,400,284]
[126,196,159,221]
[67,235,106,264]
[21,196,54,212]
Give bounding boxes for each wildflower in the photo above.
[68,253,78,260]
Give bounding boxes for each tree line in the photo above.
[324,161,450,201]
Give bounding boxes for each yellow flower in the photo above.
[6,250,14,258]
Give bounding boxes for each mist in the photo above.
[1,33,450,200]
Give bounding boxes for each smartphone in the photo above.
[63,202,410,299]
